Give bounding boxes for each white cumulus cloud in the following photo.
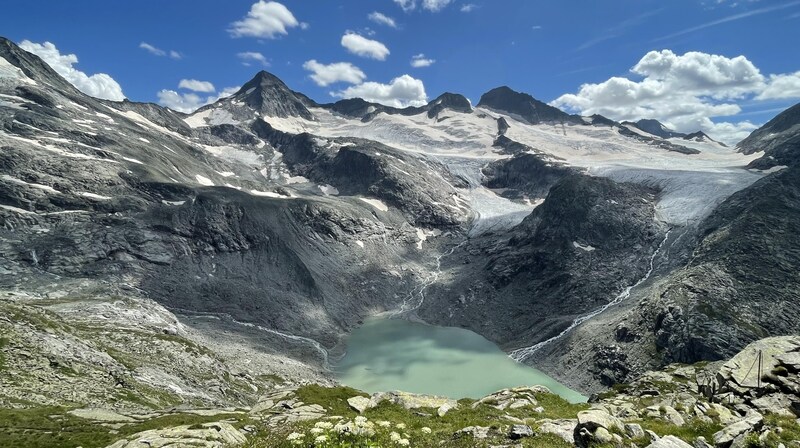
[157,90,205,113]
[422,0,453,12]
[393,0,453,12]
[178,79,215,93]
[303,60,366,87]
[237,51,270,67]
[551,49,800,145]
[461,4,478,12]
[158,84,240,113]
[139,42,182,59]
[19,40,125,101]
[341,32,390,61]
[411,54,435,68]
[229,1,300,39]
[335,74,428,108]
[757,71,800,100]
[393,0,416,12]
[368,12,398,28]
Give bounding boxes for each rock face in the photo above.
[477,86,583,125]
[738,101,800,166]
[105,422,247,448]
[420,174,666,356]
[632,119,687,139]
[2,33,799,418]
[214,70,316,120]
[648,167,800,365]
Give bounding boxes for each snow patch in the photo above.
[573,241,596,252]
[122,157,144,165]
[195,175,214,186]
[249,189,291,199]
[0,55,36,85]
[318,184,339,196]
[80,192,112,200]
[0,175,60,194]
[359,197,389,212]
[355,240,365,248]
[161,200,186,206]
[750,165,788,174]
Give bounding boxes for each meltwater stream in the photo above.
[335,318,587,403]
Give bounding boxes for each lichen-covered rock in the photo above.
[105,422,247,448]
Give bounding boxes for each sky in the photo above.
[1,0,799,144]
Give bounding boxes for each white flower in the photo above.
[421,426,432,434]
[314,421,334,430]
[396,438,410,447]
[354,416,368,425]
[334,422,354,434]
[286,432,304,441]
[396,423,407,429]
[309,427,324,434]
[378,420,392,427]
[314,434,328,444]
[390,431,402,442]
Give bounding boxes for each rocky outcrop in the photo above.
[477,86,583,125]
[105,422,247,448]
[420,173,666,356]
[738,102,800,166]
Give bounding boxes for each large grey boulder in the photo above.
[717,337,800,391]
[713,412,763,447]
[645,435,694,448]
[508,424,533,440]
[574,409,624,447]
[347,396,371,413]
[537,419,576,443]
[105,422,247,448]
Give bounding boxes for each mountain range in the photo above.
[1,33,799,425]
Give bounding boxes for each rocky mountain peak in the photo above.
[476,86,581,125]
[633,119,686,139]
[426,92,472,119]
[683,130,725,146]
[226,70,316,120]
[0,37,80,94]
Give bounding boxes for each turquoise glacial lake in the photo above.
[335,318,588,403]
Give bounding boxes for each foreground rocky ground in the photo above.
[1,336,798,448]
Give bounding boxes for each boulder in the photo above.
[645,435,693,447]
[105,422,247,448]
[437,401,456,416]
[455,426,491,439]
[625,422,645,439]
[717,337,800,391]
[693,436,713,448]
[574,409,624,448]
[347,396,371,413]
[713,412,763,447]
[370,391,457,412]
[472,386,547,410]
[662,405,686,426]
[68,408,138,423]
[751,393,795,417]
[537,419,576,443]
[577,409,624,431]
[508,424,533,440]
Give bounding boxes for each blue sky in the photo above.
[1,0,799,143]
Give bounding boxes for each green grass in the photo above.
[247,386,587,448]
[636,417,723,444]
[295,384,368,417]
[745,415,800,447]
[0,406,248,448]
